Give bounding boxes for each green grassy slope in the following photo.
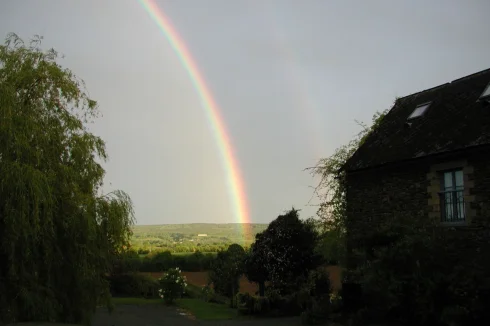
[130,223,268,252]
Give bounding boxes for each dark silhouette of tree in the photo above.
[244,233,268,296]
[246,208,323,295]
[209,243,245,307]
[0,34,134,324]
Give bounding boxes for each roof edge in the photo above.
[397,67,490,102]
[345,143,490,174]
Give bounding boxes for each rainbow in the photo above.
[138,0,252,242]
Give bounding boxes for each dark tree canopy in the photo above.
[209,243,246,307]
[244,232,269,296]
[0,34,134,324]
[246,208,323,295]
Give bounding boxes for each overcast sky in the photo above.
[1,0,489,225]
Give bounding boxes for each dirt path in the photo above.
[91,304,302,326]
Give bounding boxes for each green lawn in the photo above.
[176,298,238,320]
[111,297,161,305]
[111,297,238,321]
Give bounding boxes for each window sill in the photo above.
[440,221,467,227]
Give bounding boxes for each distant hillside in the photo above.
[130,223,268,253]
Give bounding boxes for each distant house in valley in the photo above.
[197,234,207,237]
[342,68,490,268]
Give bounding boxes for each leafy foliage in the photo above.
[243,237,268,296]
[139,250,216,272]
[0,34,134,324]
[158,267,187,304]
[208,243,246,307]
[200,284,219,302]
[308,110,388,266]
[108,273,158,298]
[236,292,271,316]
[354,215,490,326]
[130,223,267,253]
[246,208,323,295]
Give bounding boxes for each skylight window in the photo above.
[408,102,431,119]
[479,83,490,100]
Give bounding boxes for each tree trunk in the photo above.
[259,281,265,297]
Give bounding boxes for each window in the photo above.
[408,102,431,119]
[479,82,490,100]
[439,170,465,223]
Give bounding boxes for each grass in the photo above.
[111,297,161,305]
[111,295,239,321]
[184,283,203,298]
[176,298,238,320]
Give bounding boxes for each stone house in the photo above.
[342,68,490,268]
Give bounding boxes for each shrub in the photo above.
[182,284,201,299]
[270,294,303,317]
[157,267,187,304]
[236,293,271,316]
[236,293,256,315]
[200,284,215,302]
[308,269,332,300]
[254,296,271,314]
[329,292,343,313]
[108,273,158,298]
[301,307,328,325]
[296,288,314,311]
[352,222,490,326]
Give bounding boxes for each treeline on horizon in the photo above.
[129,223,268,254]
[115,249,219,273]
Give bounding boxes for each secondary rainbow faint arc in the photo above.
[138,0,252,240]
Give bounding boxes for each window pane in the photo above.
[481,83,490,98]
[455,170,464,189]
[445,192,453,220]
[444,172,454,190]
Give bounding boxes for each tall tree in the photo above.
[244,232,268,296]
[0,34,134,324]
[247,208,323,295]
[209,243,245,307]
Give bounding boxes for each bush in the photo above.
[268,293,303,317]
[182,284,201,299]
[296,288,315,311]
[237,293,256,315]
[308,269,332,300]
[236,293,271,316]
[329,292,343,313]
[157,267,187,304]
[254,296,271,314]
[352,222,490,326]
[201,284,220,303]
[301,307,329,325]
[108,273,159,298]
[138,251,216,272]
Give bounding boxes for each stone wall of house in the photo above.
[344,148,490,271]
[469,150,490,224]
[344,161,429,270]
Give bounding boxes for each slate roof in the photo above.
[344,68,490,172]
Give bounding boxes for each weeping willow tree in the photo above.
[307,110,388,265]
[0,34,135,324]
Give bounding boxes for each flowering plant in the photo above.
[158,267,187,304]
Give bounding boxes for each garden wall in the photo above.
[141,265,343,295]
